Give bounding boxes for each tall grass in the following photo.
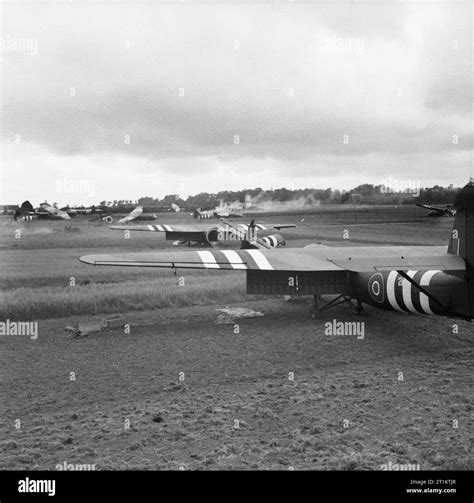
[0,275,250,320]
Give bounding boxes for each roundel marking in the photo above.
[368,272,384,304]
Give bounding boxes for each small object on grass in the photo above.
[64,326,82,338]
[100,314,126,330]
[64,225,80,233]
[216,307,264,324]
[65,314,127,338]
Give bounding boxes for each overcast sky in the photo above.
[1,1,472,205]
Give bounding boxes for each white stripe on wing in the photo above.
[221,250,247,269]
[244,249,274,270]
[197,250,220,269]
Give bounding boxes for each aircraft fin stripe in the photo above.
[419,270,440,315]
[387,271,404,312]
[243,249,274,270]
[221,250,247,269]
[196,251,220,269]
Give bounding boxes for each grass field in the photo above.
[1,208,471,470]
[0,208,452,318]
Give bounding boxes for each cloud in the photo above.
[1,2,472,203]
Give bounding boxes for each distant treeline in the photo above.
[1,184,460,214]
[134,184,460,209]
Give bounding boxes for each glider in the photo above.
[416,203,455,217]
[109,219,296,248]
[14,201,71,221]
[89,205,158,224]
[61,205,103,217]
[193,207,243,219]
[80,181,474,320]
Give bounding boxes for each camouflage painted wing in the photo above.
[220,221,296,231]
[79,245,465,272]
[109,223,296,233]
[79,248,343,271]
[109,224,211,233]
[117,206,143,223]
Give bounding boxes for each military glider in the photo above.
[89,205,158,224]
[61,205,103,217]
[416,203,455,217]
[37,202,72,220]
[13,201,36,221]
[14,201,71,221]
[109,219,296,248]
[193,207,243,219]
[80,181,474,321]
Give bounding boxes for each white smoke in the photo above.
[243,193,321,213]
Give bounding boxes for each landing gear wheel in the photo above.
[349,299,368,316]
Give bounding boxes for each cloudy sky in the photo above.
[1,1,472,205]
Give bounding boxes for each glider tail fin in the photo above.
[447,180,474,268]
